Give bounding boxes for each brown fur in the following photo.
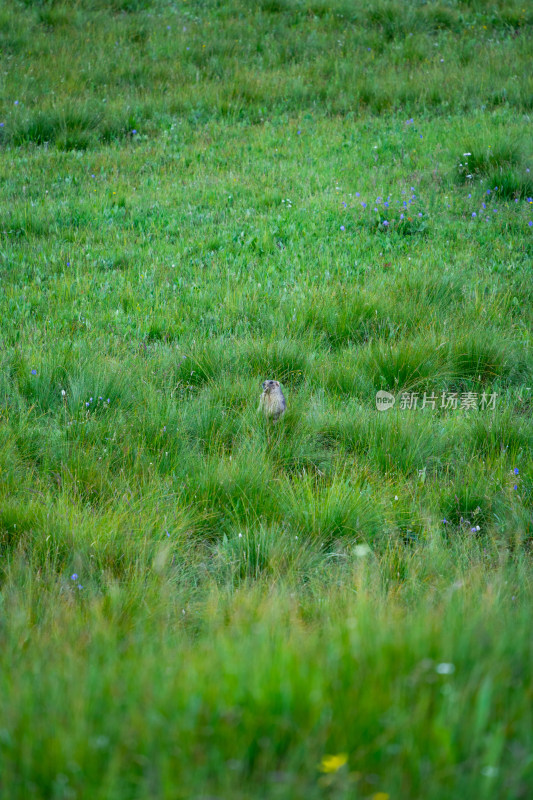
[259,380,286,420]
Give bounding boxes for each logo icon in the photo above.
[376,390,395,412]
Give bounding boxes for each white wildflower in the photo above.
[436,663,455,675]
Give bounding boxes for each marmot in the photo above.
[259,380,286,420]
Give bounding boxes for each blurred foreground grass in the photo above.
[2,542,533,799]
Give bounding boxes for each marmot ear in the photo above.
[261,381,266,389]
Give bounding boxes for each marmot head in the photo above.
[262,379,280,393]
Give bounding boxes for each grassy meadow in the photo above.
[1,0,533,796]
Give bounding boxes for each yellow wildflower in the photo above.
[319,753,348,773]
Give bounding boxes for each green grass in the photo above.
[0,0,532,797]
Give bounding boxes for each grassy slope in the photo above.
[0,0,532,797]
